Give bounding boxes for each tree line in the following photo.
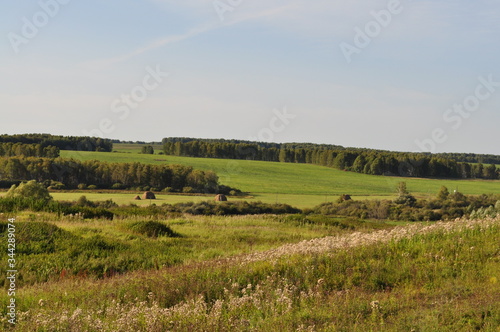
[162,137,500,164]
[0,134,113,152]
[162,140,499,180]
[162,137,345,151]
[0,142,60,158]
[0,157,235,193]
[433,152,500,165]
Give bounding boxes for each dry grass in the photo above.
[5,216,500,331]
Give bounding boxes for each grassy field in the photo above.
[3,216,499,331]
[0,191,394,209]
[59,145,500,209]
[2,213,378,287]
[1,144,499,330]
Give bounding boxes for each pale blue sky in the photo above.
[1,0,500,154]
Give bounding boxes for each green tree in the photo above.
[279,149,288,163]
[437,186,449,201]
[370,158,383,175]
[483,164,497,179]
[6,180,52,201]
[141,145,154,154]
[352,155,366,173]
[394,182,416,206]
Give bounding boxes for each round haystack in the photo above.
[142,191,156,200]
[214,194,228,202]
[134,195,141,200]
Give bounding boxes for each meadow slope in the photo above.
[6,216,500,331]
[60,149,500,208]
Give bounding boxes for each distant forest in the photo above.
[0,157,228,193]
[0,135,498,185]
[162,139,500,180]
[0,142,60,158]
[0,134,113,152]
[162,137,500,164]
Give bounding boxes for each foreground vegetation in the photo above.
[2,216,498,331]
[0,211,387,287]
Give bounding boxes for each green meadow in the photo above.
[1,143,499,331]
[3,215,499,331]
[47,192,344,209]
[58,145,500,209]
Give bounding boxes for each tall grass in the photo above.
[1,214,376,287]
[3,217,499,331]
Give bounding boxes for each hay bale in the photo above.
[214,194,227,202]
[142,191,156,200]
[134,195,141,200]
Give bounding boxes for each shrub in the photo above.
[6,180,52,202]
[173,201,301,216]
[124,221,179,238]
[182,187,194,193]
[76,195,93,207]
[47,181,66,190]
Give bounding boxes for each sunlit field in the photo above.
[2,215,499,331]
[61,147,500,201]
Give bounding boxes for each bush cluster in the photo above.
[124,221,180,238]
[172,201,301,216]
[313,191,500,221]
[114,201,301,218]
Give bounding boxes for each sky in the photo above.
[1,0,500,154]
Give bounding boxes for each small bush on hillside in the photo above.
[124,221,180,238]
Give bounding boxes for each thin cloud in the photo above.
[80,3,295,70]
[80,24,214,70]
